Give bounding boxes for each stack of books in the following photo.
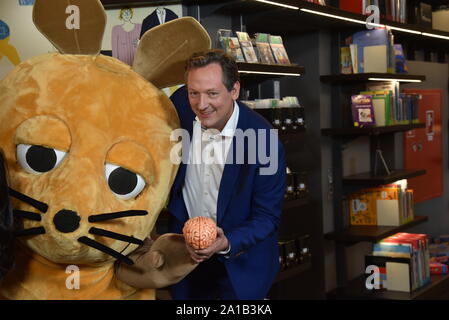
[348,179,414,227]
[341,27,398,74]
[339,0,411,23]
[366,232,430,292]
[217,30,291,65]
[351,82,420,128]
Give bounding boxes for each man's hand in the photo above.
[186,227,229,263]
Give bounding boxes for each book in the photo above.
[340,47,352,74]
[255,33,276,64]
[269,35,291,65]
[217,29,232,50]
[226,37,245,62]
[394,44,408,73]
[349,191,377,226]
[339,0,363,14]
[349,44,358,73]
[236,31,259,63]
[352,28,389,73]
[351,95,376,127]
[360,90,392,126]
[364,45,388,73]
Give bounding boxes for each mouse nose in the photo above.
[53,209,81,233]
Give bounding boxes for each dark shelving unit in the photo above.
[283,197,310,210]
[275,261,312,284]
[322,123,425,136]
[320,73,426,84]
[328,273,449,300]
[237,62,305,84]
[343,169,426,185]
[324,215,428,243]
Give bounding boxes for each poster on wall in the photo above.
[18,0,35,5]
[0,20,21,67]
[101,4,182,96]
[403,89,443,203]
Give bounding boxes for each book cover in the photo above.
[236,31,259,63]
[226,37,245,62]
[351,95,376,127]
[217,29,232,50]
[360,90,392,126]
[349,191,377,226]
[339,0,363,14]
[352,28,389,73]
[269,35,291,65]
[340,47,353,74]
[256,33,276,64]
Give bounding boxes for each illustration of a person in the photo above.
[0,20,21,66]
[111,7,142,66]
[139,7,178,39]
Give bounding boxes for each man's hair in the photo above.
[185,49,240,92]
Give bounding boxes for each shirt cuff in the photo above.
[217,244,231,255]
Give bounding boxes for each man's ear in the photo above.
[231,81,241,100]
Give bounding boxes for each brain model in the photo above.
[183,217,217,250]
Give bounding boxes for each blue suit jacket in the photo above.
[167,86,286,299]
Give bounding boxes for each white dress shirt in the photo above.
[182,101,239,224]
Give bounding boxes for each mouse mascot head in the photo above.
[0,0,210,299]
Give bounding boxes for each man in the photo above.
[167,49,286,300]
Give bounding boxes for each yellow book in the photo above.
[349,191,377,226]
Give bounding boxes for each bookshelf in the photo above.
[325,215,428,243]
[321,122,425,136]
[328,273,449,300]
[343,169,426,185]
[237,62,305,84]
[191,0,449,48]
[320,73,426,84]
[182,0,443,300]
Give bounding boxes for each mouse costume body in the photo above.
[0,0,210,299]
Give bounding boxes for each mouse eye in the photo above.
[17,144,67,174]
[104,163,146,200]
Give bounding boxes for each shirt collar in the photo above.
[194,101,239,138]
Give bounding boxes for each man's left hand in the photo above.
[190,227,229,262]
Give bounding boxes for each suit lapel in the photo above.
[216,102,247,225]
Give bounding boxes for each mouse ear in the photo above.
[33,0,106,54]
[132,17,211,89]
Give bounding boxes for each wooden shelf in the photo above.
[283,197,310,210]
[321,123,425,136]
[237,62,305,84]
[320,73,426,84]
[343,169,426,185]
[275,261,312,284]
[324,215,428,243]
[328,272,449,300]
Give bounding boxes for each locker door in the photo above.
[403,89,443,203]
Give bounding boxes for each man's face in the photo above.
[187,63,240,131]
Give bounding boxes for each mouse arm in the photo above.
[115,233,198,289]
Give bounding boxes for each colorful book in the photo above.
[255,33,276,64]
[269,35,291,65]
[351,95,376,127]
[360,90,392,126]
[236,31,258,63]
[340,47,353,74]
